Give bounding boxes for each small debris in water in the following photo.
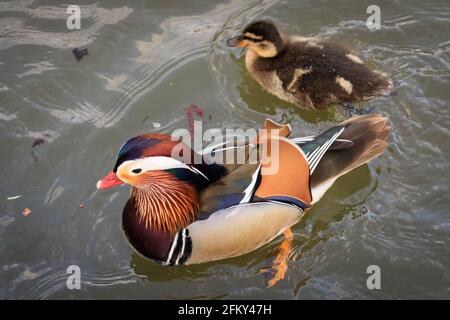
[7,195,22,201]
[32,138,45,148]
[78,203,85,209]
[142,115,149,123]
[152,122,161,128]
[22,208,31,217]
[72,48,89,62]
[31,137,47,165]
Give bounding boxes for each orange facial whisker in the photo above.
[130,171,199,234]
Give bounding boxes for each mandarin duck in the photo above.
[97,114,390,286]
[227,20,393,110]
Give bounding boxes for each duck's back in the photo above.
[246,36,392,109]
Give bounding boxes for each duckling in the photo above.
[227,20,393,110]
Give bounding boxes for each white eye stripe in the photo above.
[119,156,189,171]
[119,156,208,179]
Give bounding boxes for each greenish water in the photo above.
[1,0,449,299]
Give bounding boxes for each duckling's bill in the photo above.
[226,35,247,48]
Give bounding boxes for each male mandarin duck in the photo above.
[97,114,390,287]
[227,20,393,110]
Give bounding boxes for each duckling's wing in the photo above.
[275,40,392,107]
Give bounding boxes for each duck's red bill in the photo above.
[96,171,124,189]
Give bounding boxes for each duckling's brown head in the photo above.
[227,20,284,58]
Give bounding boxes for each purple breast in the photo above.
[121,199,174,263]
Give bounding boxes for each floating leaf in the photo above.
[22,208,31,217]
[72,47,89,62]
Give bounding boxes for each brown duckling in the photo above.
[227,20,393,110]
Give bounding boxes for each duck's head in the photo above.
[227,20,284,58]
[96,133,212,191]
[97,133,228,233]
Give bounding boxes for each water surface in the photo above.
[1,0,449,299]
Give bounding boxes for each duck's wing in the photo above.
[198,118,351,215]
[292,136,354,150]
[197,159,260,218]
[197,119,293,217]
[299,125,347,175]
[185,124,346,264]
[308,114,391,203]
[252,120,368,207]
[180,117,389,265]
[199,118,292,158]
[199,115,390,211]
[290,114,390,204]
[181,114,371,265]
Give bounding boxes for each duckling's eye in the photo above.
[131,168,142,174]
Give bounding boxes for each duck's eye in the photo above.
[131,168,142,174]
